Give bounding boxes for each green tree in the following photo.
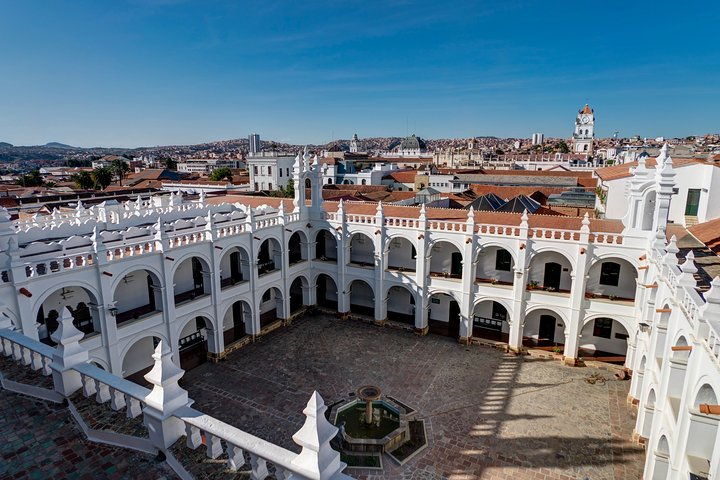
[110,158,130,186]
[92,167,113,190]
[70,171,94,190]
[162,157,177,170]
[283,178,295,198]
[209,167,233,181]
[555,140,570,154]
[17,170,44,187]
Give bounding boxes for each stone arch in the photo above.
[259,286,284,328]
[428,240,463,278]
[219,245,251,288]
[289,275,310,314]
[640,387,657,439]
[386,234,417,272]
[120,332,169,384]
[693,382,718,409]
[472,299,510,341]
[315,273,338,310]
[386,284,416,325]
[672,334,691,362]
[114,268,163,325]
[348,279,374,316]
[579,315,632,359]
[651,433,672,480]
[89,357,110,371]
[348,232,375,266]
[427,291,461,338]
[527,249,574,292]
[34,284,101,345]
[523,307,568,353]
[257,237,282,275]
[475,244,515,285]
[587,256,638,300]
[641,189,656,231]
[685,383,719,478]
[177,315,215,372]
[173,255,211,305]
[288,230,309,265]
[222,300,252,346]
[315,229,338,262]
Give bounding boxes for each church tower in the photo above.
[572,104,594,154]
[349,133,360,153]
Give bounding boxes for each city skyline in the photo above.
[2,1,718,148]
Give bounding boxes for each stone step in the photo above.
[685,215,699,226]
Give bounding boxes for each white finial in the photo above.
[144,340,189,414]
[520,209,529,224]
[337,199,344,212]
[681,250,698,274]
[376,201,384,215]
[51,307,88,368]
[419,203,427,217]
[0,206,10,222]
[467,205,475,220]
[291,391,347,478]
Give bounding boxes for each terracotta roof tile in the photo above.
[595,157,711,181]
[688,218,720,255]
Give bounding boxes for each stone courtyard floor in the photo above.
[183,314,646,480]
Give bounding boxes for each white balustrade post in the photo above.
[142,340,193,449]
[290,391,347,479]
[50,307,89,396]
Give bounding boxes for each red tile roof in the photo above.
[688,218,720,255]
[595,157,710,181]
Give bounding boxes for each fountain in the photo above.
[333,385,412,453]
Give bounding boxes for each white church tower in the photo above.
[349,133,360,153]
[573,104,594,154]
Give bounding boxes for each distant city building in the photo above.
[532,133,544,146]
[248,133,261,155]
[177,158,242,174]
[572,104,595,154]
[247,151,296,191]
[349,133,361,153]
[398,134,427,156]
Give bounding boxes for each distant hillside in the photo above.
[0,142,13,148]
[44,142,74,149]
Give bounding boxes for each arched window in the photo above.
[599,262,621,286]
[361,179,366,185]
[327,178,333,185]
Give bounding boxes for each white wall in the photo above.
[429,242,460,273]
[527,252,573,290]
[122,337,155,376]
[114,272,152,312]
[586,260,637,298]
[350,234,374,264]
[602,177,630,220]
[475,248,514,283]
[349,281,373,307]
[579,320,628,355]
[429,294,455,322]
[524,311,566,344]
[174,258,197,294]
[387,287,414,314]
[387,237,416,270]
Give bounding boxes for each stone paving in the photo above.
[183,314,646,480]
[0,388,174,480]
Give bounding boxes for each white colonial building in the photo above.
[247,152,297,191]
[0,146,719,478]
[573,104,595,154]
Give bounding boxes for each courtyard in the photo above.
[183,313,645,480]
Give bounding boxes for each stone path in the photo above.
[0,388,174,479]
[183,314,646,479]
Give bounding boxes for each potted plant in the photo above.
[552,346,562,355]
[609,294,618,301]
[546,286,557,292]
[527,280,539,290]
[443,271,449,278]
[491,278,499,285]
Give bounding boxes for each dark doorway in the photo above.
[451,252,463,276]
[448,300,460,337]
[147,275,156,310]
[224,302,247,345]
[230,251,242,282]
[191,257,204,294]
[543,262,561,290]
[538,315,556,343]
[290,279,304,313]
[685,188,701,216]
[179,317,207,371]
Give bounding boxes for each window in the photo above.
[599,262,620,286]
[328,178,333,184]
[269,183,273,190]
[253,166,258,175]
[361,179,366,185]
[495,250,512,271]
[279,168,282,178]
[593,318,613,339]
[268,166,272,175]
[286,168,290,177]
[491,302,507,321]
[262,290,271,302]
[254,182,259,191]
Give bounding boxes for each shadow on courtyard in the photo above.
[182,314,644,478]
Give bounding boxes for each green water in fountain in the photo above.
[336,402,400,439]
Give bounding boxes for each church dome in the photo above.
[400,134,426,151]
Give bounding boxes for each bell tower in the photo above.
[572,104,594,154]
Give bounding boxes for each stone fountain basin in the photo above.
[333,398,410,453]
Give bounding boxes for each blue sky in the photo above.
[1,1,718,147]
